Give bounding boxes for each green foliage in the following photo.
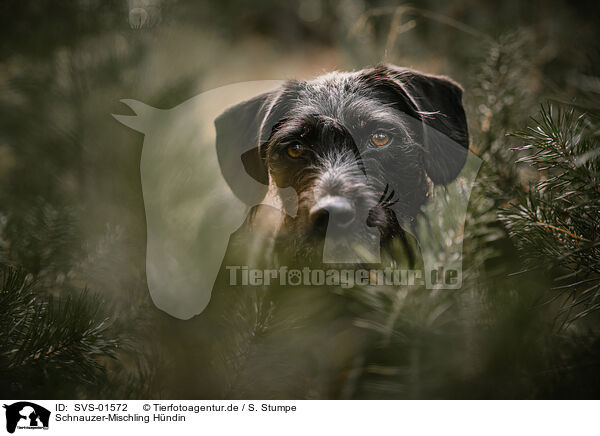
[1,0,599,400]
[500,104,600,322]
[0,265,119,398]
[2,199,80,279]
[468,31,536,201]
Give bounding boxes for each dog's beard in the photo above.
[269,148,426,269]
[274,187,416,268]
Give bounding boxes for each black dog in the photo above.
[215,64,469,268]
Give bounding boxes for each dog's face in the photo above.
[216,65,469,264]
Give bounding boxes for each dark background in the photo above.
[0,0,599,399]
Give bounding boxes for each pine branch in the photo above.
[499,104,600,322]
[0,264,120,397]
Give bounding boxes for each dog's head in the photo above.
[215,65,469,263]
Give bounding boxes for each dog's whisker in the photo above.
[378,184,389,204]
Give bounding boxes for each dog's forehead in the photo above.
[288,71,404,127]
[292,71,370,118]
[302,71,362,97]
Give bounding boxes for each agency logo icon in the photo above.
[3,402,50,434]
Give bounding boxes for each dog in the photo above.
[199,64,471,397]
[215,64,469,270]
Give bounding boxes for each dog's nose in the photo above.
[309,196,356,229]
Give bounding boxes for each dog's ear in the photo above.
[215,88,287,205]
[363,65,469,185]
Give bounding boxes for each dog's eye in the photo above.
[287,144,305,158]
[370,132,391,147]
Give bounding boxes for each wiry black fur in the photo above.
[215,64,469,267]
